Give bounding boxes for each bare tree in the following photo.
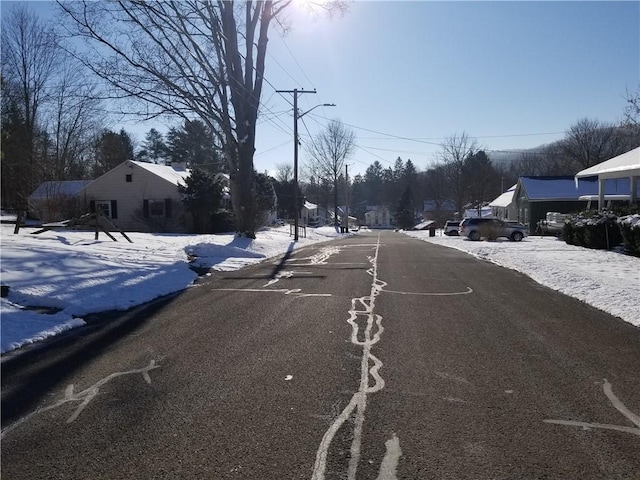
[1,5,60,212]
[44,59,103,180]
[274,162,293,183]
[58,0,295,237]
[560,118,625,170]
[438,132,478,215]
[623,84,640,126]
[2,4,104,220]
[305,119,356,226]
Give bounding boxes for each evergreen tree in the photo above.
[273,179,303,220]
[364,161,384,204]
[348,174,368,221]
[178,167,224,233]
[253,173,276,234]
[166,119,222,172]
[403,159,420,209]
[395,185,415,230]
[1,80,33,210]
[393,157,404,181]
[142,128,167,164]
[462,150,499,213]
[93,129,134,176]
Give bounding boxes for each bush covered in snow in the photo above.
[563,206,640,256]
[617,214,640,256]
[563,210,623,251]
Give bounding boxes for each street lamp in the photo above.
[293,102,335,241]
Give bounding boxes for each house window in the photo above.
[92,200,118,219]
[126,174,132,182]
[143,199,172,218]
[97,201,111,217]
[148,199,165,217]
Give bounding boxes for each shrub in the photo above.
[210,209,235,233]
[564,210,624,250]
[617,214,640,256]
[562,222,574,245]
[479,222,501,241]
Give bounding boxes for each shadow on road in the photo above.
[1,294,178,428]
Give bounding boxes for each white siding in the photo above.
[83,161,186,232]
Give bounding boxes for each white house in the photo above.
[81,160,190,232]
[300,200,322,226]
[489,184,517,220]
[364,205,394,228]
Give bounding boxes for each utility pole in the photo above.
[276,88,316,241]
[345,164,349,232]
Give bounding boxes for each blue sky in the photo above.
[257,1,639,176]
[3,1,639,176]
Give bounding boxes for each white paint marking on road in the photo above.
[285,375,293,381]
[1,360,160,439]
[262,270,296,287]
[376,434,402,480]
[211,288,331,298]
[312,233,395,480]
[284,244,379,267]
[382,286,473,296]
[544,378,640,437]
[543,420,640,436]
[602,378,640,428]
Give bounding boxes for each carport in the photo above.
[574,146,640,209]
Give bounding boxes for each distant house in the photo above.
[514,176,637,233]
[29,180,93,222]
[365,205,394,228]
[334,205,358,230]
[80,160,190,232]
[300,200,320,226]
[463,206,493,218]
[489,184,517,220]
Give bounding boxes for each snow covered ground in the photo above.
[1,224,638,354]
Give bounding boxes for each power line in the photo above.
[307,112,443,146]
[355,145,438,157]
[354,145,394,166]
[255,140,291,157]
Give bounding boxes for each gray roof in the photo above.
[29,181,93,200]
[423,199,456,211]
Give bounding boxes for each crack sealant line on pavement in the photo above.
[311,232,401,480]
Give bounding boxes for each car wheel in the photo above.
[511,231,523,242]
[469,230,480,241]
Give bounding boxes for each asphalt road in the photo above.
[2,230,639,479]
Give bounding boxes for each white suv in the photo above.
[459,217,527,241]
[443,220,460,236]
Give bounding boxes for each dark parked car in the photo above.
[459,217,528,241]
